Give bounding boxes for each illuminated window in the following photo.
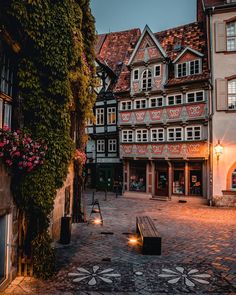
[107,107,116,125]
[96,108,104,125]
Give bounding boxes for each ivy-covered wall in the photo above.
[0,0,96,279]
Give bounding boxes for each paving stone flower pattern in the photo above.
[68,265,121,286]
[158,266,211,287]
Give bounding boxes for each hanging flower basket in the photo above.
[0,126,47,173]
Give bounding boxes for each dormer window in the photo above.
[154,65,161,77]
[142,69,152,91]
[190,60,200,75]
[133,69,139,80]
[176,59,202,78]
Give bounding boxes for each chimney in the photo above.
[197,0,205,22]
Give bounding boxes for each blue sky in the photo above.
[90,0,196,34]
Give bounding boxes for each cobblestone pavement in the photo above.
[2,192,236,295]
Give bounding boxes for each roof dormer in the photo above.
[173,47,204,78]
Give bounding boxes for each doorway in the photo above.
[96,166,113,191]
[0,215,7,283]
[155,170,168,196]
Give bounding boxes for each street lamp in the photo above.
[214,140,224,160]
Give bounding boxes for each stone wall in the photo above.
[0,163,18,291]
[50,163,74,241]
[213,191,236,207]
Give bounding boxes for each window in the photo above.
[232,169,236,189]
[177,63,187,78]
[167,127,183,141]
[154,65,161,77]
[108,139,117,152]
[149,97,163,108]
[151,128,164,142]
[130,161,146,192]
[96,108,104,125]
[136,129,148,142]
[0,53,14,97]
[122,130,133,142]
[226,22,236,51]
[134,99,146,109]
[142,69,152,91]
[228,80,236,109]
[186,126,201,140]
[133,69,139,80]
[97,140,105,152]
[120,101,132,110]
[107,107,116,124]
[0,99,12,129]
[190,60,200,75]
[186,91,204,103]
[167,94,182,106]
[176,59,202,78]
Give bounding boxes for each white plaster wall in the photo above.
[211,11,236,196]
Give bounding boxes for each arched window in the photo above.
[142,69,152,91]
[232,169,236,189]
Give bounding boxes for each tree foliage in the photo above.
[1,0,96,278]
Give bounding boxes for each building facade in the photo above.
[0,30,18,291]
[199,0,236,206]
[116,24,211,199]
[86,29,140,191]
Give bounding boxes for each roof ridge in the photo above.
[97,27,140,36]
[155,21,201,35]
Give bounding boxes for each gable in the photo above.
[178,51,202,63]
[128,25,167,66]
[173,47,204,64]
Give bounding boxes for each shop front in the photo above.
[123,159,206,198]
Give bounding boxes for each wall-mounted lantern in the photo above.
[214,140,224,160]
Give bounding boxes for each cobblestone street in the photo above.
[2,192,236,295]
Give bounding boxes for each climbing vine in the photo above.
[1,0,96,279]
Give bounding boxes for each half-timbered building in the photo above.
[116,23,210,200]
[86,29,141,191]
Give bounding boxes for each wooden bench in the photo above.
[136,216,161,255]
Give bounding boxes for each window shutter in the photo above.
[215,22,226,52]
[216,79,228,111]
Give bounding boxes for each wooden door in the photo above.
[155,170,168,196]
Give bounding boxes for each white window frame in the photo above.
[154,64,161,77]
[108,139,117,152]
[167,127,183,141]
[176,59,202,78]
[96,108,104,125]
[167,94,183,106]
[135,129,148,142]
[149,97,163,108]
[97,139,105,152]
[141,69,152,91]
[107,107,116,125]
[133,69,139,81]
[186,90,204,103]
[122,130,133,143]
[134,99,147,109]
[185,126,202,141]
[120,100,132,111]
[226,21,236,51]
[228,79,236,110]
[151,128,164,142]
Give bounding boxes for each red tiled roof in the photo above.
[97,28,141,77]
[97,22,209,93]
